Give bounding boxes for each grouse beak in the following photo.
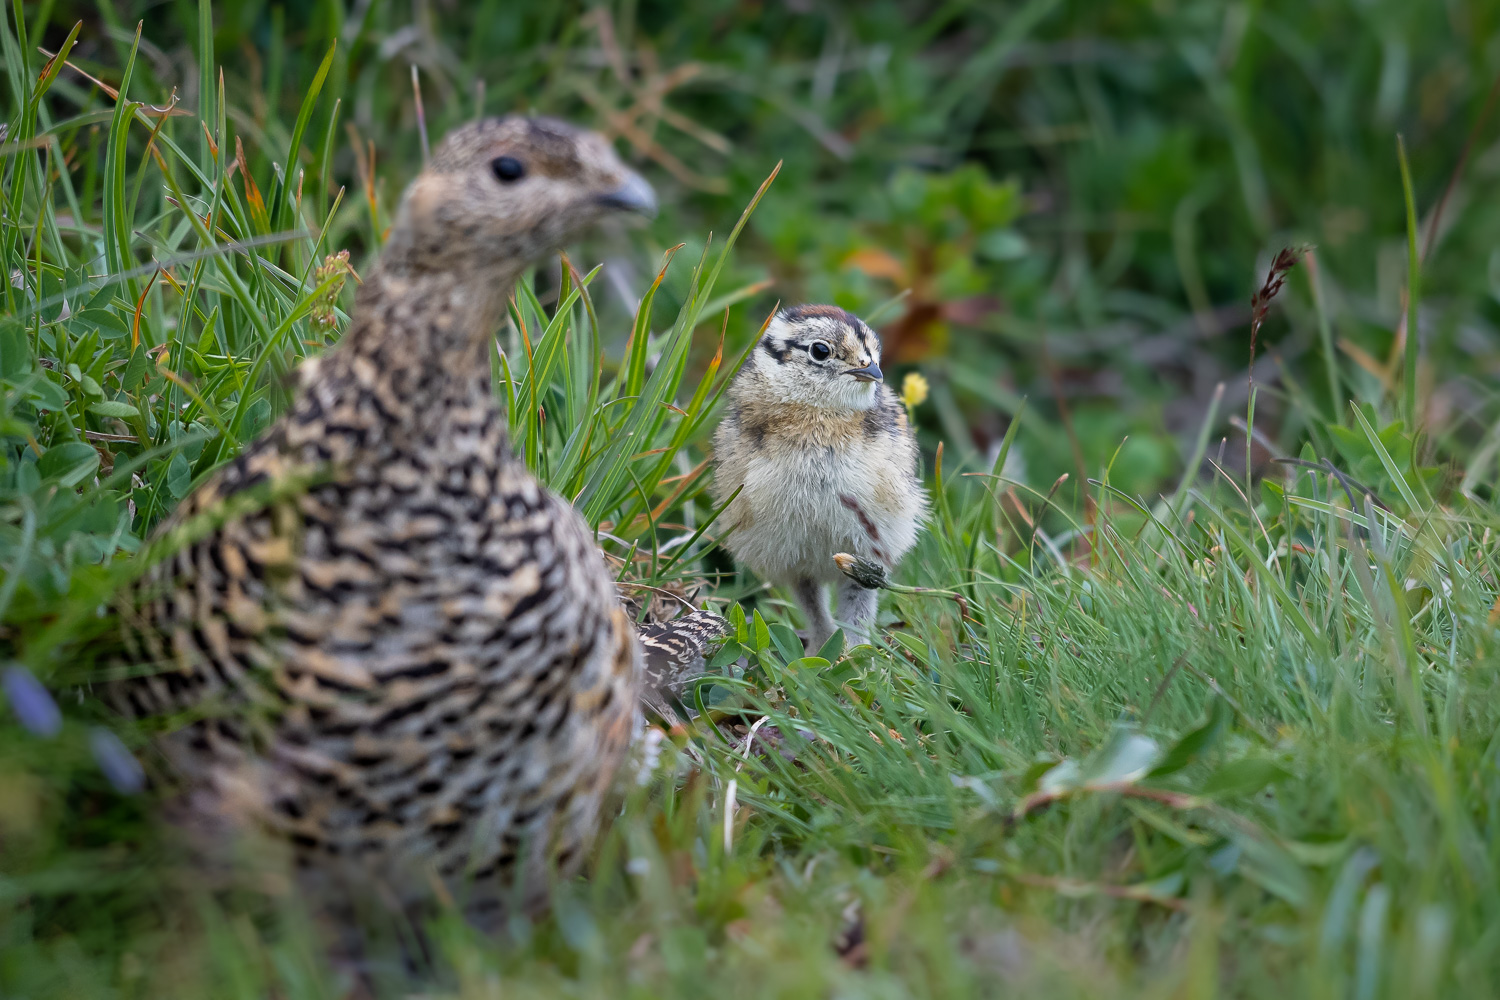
[599,170,658,218]
[845,362,884,383]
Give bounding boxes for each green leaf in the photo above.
[23,376,69,411]
[270,41,338,226]
[1202,758,1290,799]
[1353,407,1423,515]
[1397,134,1421,424]
[121,342,151,391]
[816,629,846,662]
[1283,836,1351,868]
[1231,829,1311,908]
[15,461,41,493]
[1013,755,1062,795]
[166,451,192,499]
[197,0,215,169]
[1037,758,1081,795]
[1327,424,1373,467]
[750,610,771,653]
[708,641,745,669]
[768,623,803,663]
[1081,727,1160,788]
[977,228,1028,261]
[37,442,100,487]
[1261,480,1284,517]
[88,400,140,419]
[102,24,144,286]
[1150,698,1231,778]
[1129,870,1187,903]
[0,319,31,377]
[74,308,130,340]
[1403,585,1433,614]
[243,397,273,439]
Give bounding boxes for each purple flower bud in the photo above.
[4,664,61,737]
[89,727,145,794]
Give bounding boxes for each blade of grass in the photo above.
[1396,134,1420,427]
[101,23,143,300]
[269,40,336,228]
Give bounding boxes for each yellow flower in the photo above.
[900,371,929,411]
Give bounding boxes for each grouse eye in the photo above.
[491,156,526,183]
[808,341,832,362]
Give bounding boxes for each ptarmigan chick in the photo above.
[713,306,928,650]
[107,116,723,916]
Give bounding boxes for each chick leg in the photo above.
[835,577,881,647]
[791,577,836,654]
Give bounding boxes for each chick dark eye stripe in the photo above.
[761,339,795,363]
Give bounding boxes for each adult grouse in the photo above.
[110,117,723,910]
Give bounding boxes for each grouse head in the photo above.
[383,115,655,278]
[751,305,886,410]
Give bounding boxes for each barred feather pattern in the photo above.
[102,116,723,911]
[112,275,639,904]
[637,610,732,723]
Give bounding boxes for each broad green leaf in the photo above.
[1202,758,1291,799]
[0,319,29,377]
[37,442,100,487]
[768,623,803,663]
[88,401,140,419]
[166,452,192,499]
[74,308,130,340]
[1037,758,1081,795]
[1081,727,1159,788]
[751,610,771,653]
[708,641,745,669]
[816,629,846,662]
[121,342,151,391]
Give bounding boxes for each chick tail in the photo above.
[636,609,730,724]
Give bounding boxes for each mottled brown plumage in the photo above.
[108,116,723,913]
[636,612,731,724]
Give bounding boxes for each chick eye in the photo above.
[491,156,526,183]
[808,341,832,362]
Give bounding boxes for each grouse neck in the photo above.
[339,260,521,378]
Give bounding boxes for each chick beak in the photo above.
[598,170,657,218]
[845,362,884,383]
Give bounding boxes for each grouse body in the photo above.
[110,117,721,908]
[712,306,927,649]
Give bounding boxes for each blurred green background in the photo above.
[21,0,1500,500]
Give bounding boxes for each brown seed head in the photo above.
[1248,245,1311,380]
[833,552,890,590]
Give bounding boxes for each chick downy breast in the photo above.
[725,432,921,584]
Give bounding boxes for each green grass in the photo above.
[4,1,1500,996]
